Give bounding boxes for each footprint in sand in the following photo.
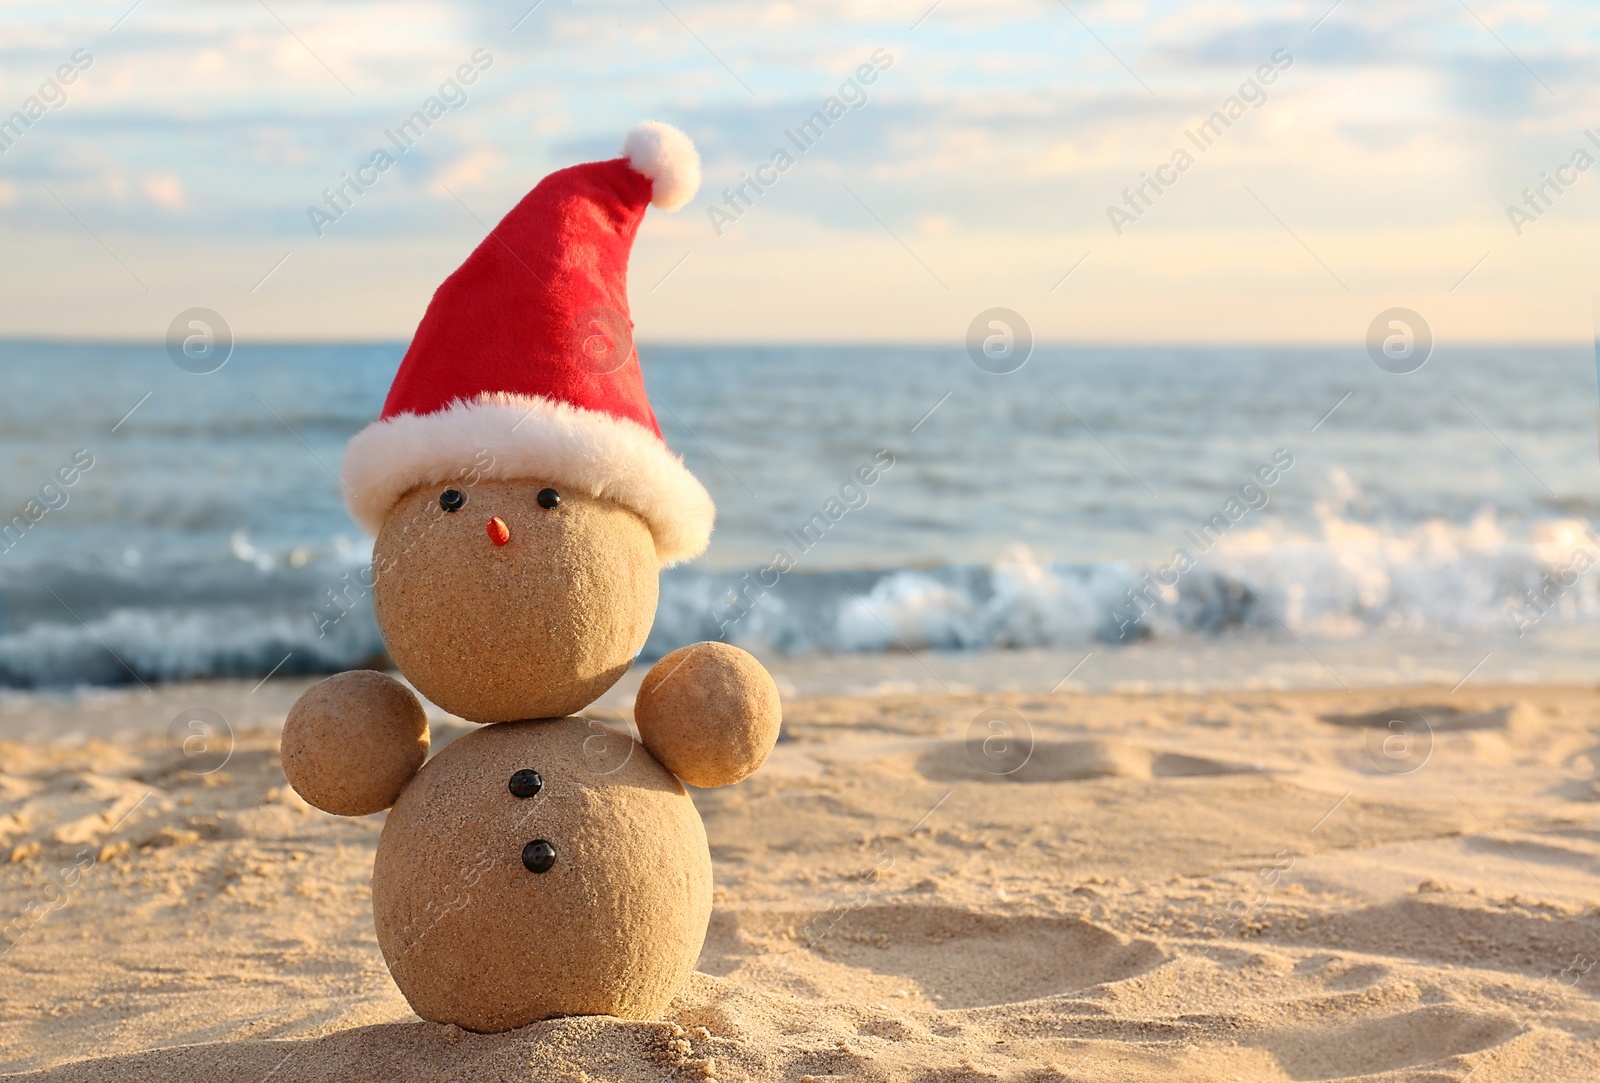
[916,737,1261,783]
[712,905,1169,1009]
[1261,1004,1522,1079]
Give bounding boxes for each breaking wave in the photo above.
[1,510,1593,688]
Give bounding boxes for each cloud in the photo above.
[140,172,184,209]
[427,147,505,194]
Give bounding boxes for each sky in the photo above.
[0,0,1595,344]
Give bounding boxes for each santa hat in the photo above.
[341,121,714,566]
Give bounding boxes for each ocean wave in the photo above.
[0,607,383,688]
[1,512,1595,687]
[654,512,1600,654]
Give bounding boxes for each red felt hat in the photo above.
[342,122,714,565]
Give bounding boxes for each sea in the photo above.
[2,340,1599,695]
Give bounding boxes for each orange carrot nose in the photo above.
[486,517,511,546]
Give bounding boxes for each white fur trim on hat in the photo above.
[342,393,715,566]
[622,121,701,211]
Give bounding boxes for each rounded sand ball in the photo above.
[282,670,429,816]
[372,718,712,1032]
[634,642,782,788]
[373,479,660,724]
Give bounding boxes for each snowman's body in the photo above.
[373,719,712,1032]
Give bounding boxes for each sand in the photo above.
[1,674,1599,1080]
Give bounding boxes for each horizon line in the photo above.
[0,336,1593,350]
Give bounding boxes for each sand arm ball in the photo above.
[282,670,429,816]
[634,642,781,788]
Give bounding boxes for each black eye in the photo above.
[440,489,466,512]
[536,488,560,510]
[522,840,556,874]
[508,769,542,798]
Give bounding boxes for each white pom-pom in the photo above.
[622,121,701,211]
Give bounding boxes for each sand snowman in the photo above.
[279,123,781,1033]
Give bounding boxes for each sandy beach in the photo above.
[1,672,1597,1081]
[4,0,1596,1075]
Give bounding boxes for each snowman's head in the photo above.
[370,476,660,723]
[338,126,715,725]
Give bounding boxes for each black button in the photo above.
[508,769,542,799]
[522,840,556,874]
[536,488,560,509]
[439,489,466,512]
